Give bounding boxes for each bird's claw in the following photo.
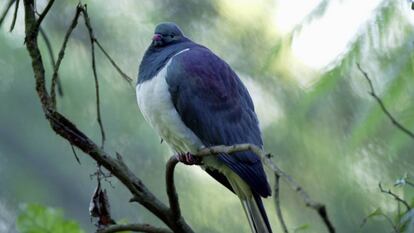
[176,152,202,165]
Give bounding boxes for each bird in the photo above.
[136,22,272,233]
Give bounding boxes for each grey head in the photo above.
[138,22,194,84]
[151,22,186,48]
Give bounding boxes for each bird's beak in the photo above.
[152,33,162,41]
[152,33,163,47]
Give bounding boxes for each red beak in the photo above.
[152,33,162,41]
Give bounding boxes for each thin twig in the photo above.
[195,144,336,233]
[50,4,83,107]
[94,39,133,85]
[34,0,54,29]
[361,211,399,233]
[80,5,106,149]
[9,0,19,32]
[383,213,400,233]
[379,183,410,211]
[406,180,414,188]
[96,223,173,233]
[0,0,16,27]
[39,27,63,96]
[166,156,181,221]
[357,64,414,139]
[70,144,81,165]
[274,174,289,233]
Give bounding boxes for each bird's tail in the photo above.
[241,194,272,233]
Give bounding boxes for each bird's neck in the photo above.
[137,40,194,85]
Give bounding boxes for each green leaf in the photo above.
[294,224,310,232]
[16,203,85,233]
[360,208,384,228]
[367,208,383,218]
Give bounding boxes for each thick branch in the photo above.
[23,0,51,108]
[97,224,173,233]
[357,64,414,139]
[46,107,193,232]
[166,157,181,221]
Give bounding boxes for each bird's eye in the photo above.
[170,35,175,38]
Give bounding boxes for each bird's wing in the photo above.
[166,46,271,197]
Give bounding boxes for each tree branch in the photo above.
[0,0,15,27]
[357,64,414,139]
[97,223,173,233]
[34,0,54,29]
[9,0,19,32]
[166,156,182,221]
[50,4,82,107]
[195,144,336,233]
[48,5,132,106]
[379,183,411,211]
[94,39,133,85]
[70,143,81,164]
[23,0,51,108]
[80,5,106,148]
[46,105,194,232]
[39,27,63,96]
[274,174,289,233]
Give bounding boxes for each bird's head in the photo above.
[150,22,185,48]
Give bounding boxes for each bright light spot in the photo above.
[291,0,382,70]
[219,0,271,24]
[273,0,323,33]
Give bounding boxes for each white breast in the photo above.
[136,49,203,154]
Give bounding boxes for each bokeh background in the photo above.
[1,0,414,232]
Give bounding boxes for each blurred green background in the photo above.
[1,0,414,232]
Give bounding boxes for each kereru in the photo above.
[136,22,272,233]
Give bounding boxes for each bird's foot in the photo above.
[176,152,202,165]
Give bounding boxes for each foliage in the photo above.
[361,176,414,232]
[16,204,85,233]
